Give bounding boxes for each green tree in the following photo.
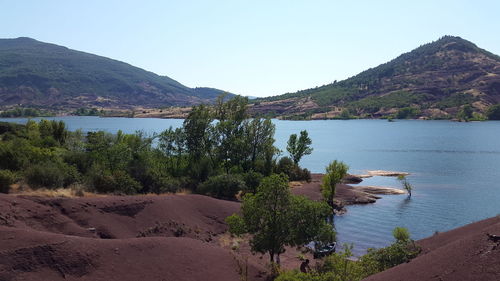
[457,104,473,121]
[226,174,334,263]
[397,175,413,198]
[392,227,410,242]
[245,118,276,172]
[322,160,349,206]
[287,130,313,164]
[487,104,500,120]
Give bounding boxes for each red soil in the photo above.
[0,194,267,281]
[363,216,500,281]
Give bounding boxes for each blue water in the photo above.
[2,117,500,255]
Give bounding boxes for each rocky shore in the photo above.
[291,173,406,214]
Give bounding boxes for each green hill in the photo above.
[253,36,500,119]
[0,37,228,109]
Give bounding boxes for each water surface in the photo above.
[2,117,500,255]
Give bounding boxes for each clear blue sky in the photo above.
[1,0,499,97]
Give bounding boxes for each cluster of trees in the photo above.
[226,174,334,263]
[73,107,100,116]
[0,95,313,197]
[0,107,51,118]
[276,227,421,281]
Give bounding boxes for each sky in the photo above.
[1,0,499,97]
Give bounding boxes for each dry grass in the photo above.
[7,183,192,198]
[9,183,100,198]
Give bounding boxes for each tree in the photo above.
[397,175,413,198]
[392,227,410,242]
[457,104,473,121]
[322,160,349,206]
[487,104,500,120]
[287,130,313,164]
[227,174,334,264]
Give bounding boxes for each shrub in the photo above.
[487,104,500,120]
[275,157,311,182]
[396,107,420,119]
[88,168,141,194]
[393,227,410,242]
[0,169,16,193]
[198,174,246,199]
[25,162,65,189]
[241,171,263,194]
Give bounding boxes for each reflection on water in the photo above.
[2,117,500,256]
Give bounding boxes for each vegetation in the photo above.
[254,36,500,119]
[286,130,313,165]
[0,96,311,196]
[397,175,413,198]
[276,227,421,281]
[73,107,100,116]
[457,104,473,121]
[487,104,500,120]
[226,174,335,264]
[0,169,16,193]
[0,37,227,109]
[0,107,53,117]
[321,160,349,206]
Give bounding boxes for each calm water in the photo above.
[2,116,500,255]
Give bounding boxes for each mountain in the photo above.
[0,37,229,109]
[252,36,500,119]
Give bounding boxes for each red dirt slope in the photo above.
[0,194,267,281]
[363,216,500,281]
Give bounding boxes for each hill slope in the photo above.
[253,36,500,119]
[364,216,500,281]
[0,37,228,109]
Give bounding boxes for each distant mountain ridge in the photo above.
[253,36,500,119]
[0,37,229,109]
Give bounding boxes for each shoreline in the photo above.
[291,173,406,214]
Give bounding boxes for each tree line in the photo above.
[0,95,312,197]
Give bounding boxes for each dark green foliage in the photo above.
[436,93,477,109]
[198,174,246,200]
[277,227,421,281]
[74,107,99,116]
[0,169,16,193]
[0,95,309,197]
[487,104,500,120]
[0,37,228,108]
[241,171,263,194]
[287,130,313,164]
[227,174,334,263]
[322,160,349,206]
[25,161,66,189]
[457,104,474,121]
[88,168,141,195]
[0,107,52,117]
[275,157,311,182]
[396,107,421,119]
[255,36,500,118]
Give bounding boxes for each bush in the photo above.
[0,170,16,193]
[25,162,65,189]
[275,157,312,182]
[241,171,263,194]
[396,107,420,119]
[393,226,410,242]
[487,104,500,120]
[88,168,141,194]
[362,241,420,272]
[198,174,246,199]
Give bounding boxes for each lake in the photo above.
[2,116,500,256]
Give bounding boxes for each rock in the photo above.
[352,185,406,195]
[367,170,410,177]
[342,174,363,184]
